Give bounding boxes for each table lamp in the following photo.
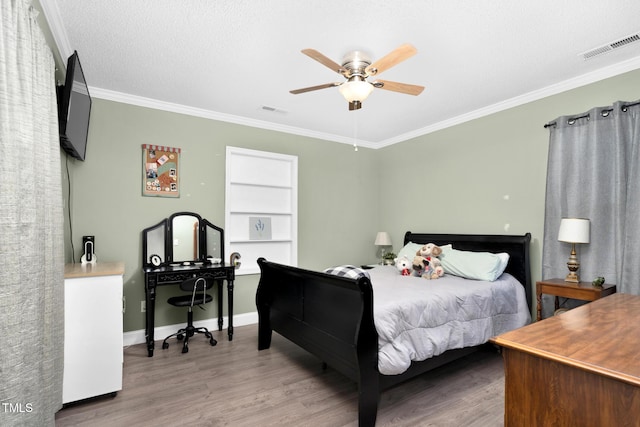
[557,218,590,283]
[375,231,392,265]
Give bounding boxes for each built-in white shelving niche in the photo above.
[225,147,298,275]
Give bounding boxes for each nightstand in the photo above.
[536,278,616,321]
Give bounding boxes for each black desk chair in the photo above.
[162,277,217,353]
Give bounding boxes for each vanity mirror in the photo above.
[170,212,199,264]
[142,219,167,267]
[142,212,224,268]
[202,218,223,262]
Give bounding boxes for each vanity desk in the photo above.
[142,212,237,357]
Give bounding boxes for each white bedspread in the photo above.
[368,266,531,375]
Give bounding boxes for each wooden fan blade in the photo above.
[301,49,344,74]
[289,82,340,94]
[365,43,417,76]
[375,79,424,96]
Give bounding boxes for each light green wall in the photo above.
[62,101,379,332]
[63,67,640,332]
[377,68,640,300]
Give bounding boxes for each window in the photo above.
[225,147,298,275]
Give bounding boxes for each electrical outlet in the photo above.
[141,301,146,312]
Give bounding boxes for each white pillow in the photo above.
[496,253,510,277]
[439,246,510,281]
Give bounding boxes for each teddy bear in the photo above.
[395,256,413,276]
[416,243,444,270]
[412,254,444,280]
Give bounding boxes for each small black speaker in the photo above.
[81,235,96,264]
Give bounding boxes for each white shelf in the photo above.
[229,181,293,190]
[229,238,293,244]
[225,147,298,274]
[229,211,292,216]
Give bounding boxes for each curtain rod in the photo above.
[544,101,640,129]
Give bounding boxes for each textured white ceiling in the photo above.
[42,0,640,148]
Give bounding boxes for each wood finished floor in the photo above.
[55,324,505,426]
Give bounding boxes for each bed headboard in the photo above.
[404,232,532,310]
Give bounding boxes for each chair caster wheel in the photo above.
[162,342,169,350]
[182,345,189,354]
[177,334,184,341]
[210,338,217,346]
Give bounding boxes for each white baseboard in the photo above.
[123,311,259,347]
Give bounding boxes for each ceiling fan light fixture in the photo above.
[290,44,424,110]
[339,77,374,103]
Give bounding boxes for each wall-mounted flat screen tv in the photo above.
[57,50,92,161]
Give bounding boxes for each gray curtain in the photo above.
[0,1,65,425]
[543,99,640,300]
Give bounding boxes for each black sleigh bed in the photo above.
[256,232,532,426]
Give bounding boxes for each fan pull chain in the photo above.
[353,109,359,152]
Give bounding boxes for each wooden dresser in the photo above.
[491,293,640,426]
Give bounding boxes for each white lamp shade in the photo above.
[339,79,374,102]
[558,218,590,244]
[374,231,392,246]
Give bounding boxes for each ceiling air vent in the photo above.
[260,105,288,114]
[580,31,640,60]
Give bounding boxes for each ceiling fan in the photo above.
[290,43,425,111]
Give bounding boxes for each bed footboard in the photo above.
[256,258,380,426]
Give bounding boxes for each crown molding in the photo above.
[92,54,640,151]
[37,0,640,150]
[376,55,640,148]
[38,0,72,61]
[89,86,379,149]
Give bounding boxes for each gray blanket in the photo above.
[368,266,531,375]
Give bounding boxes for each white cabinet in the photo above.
[63,262,124,404]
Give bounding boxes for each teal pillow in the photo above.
[439,246,510,282]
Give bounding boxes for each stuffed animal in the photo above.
[416,243,443,269]
[411,255,428,277]
[412,254,444,280]
[395,256,413,276]
[430,264,445,279]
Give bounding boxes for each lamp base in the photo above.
[565,272,579,283]
[565,244,580,283]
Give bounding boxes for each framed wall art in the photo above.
[142,144,180,197]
